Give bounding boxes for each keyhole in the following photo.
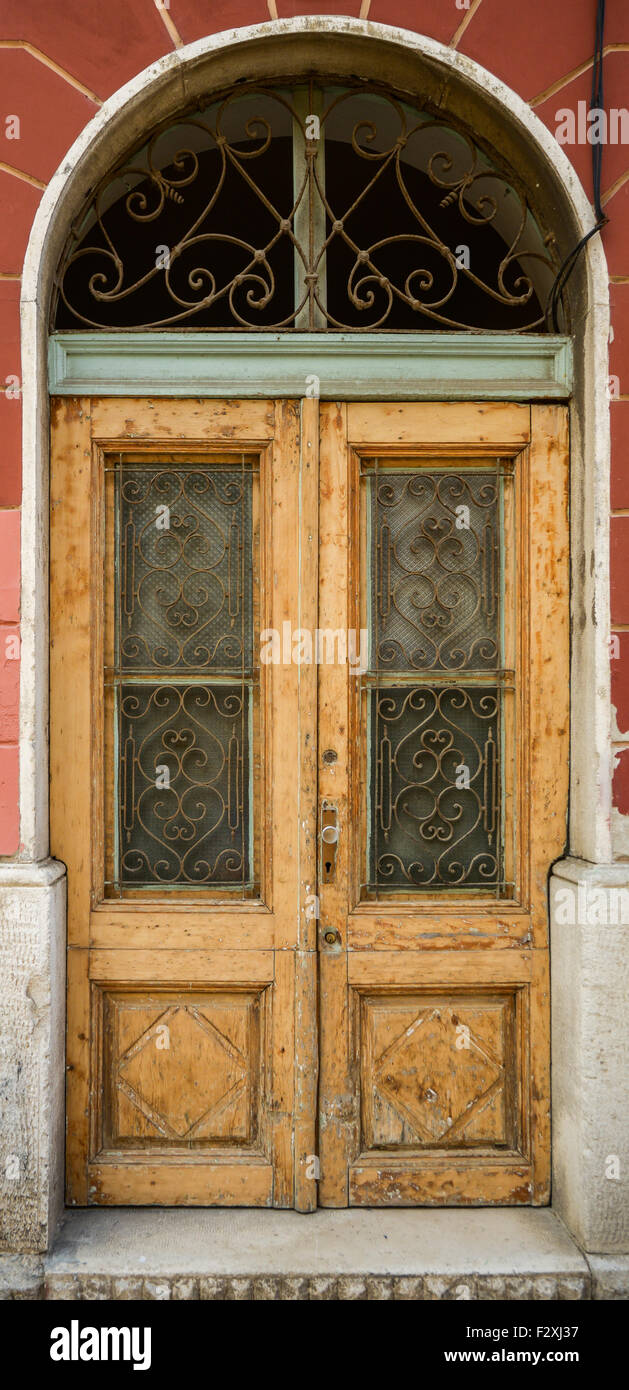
[325,860,332,875]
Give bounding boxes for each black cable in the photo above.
[591,0,607,223]
[546,0,608,332]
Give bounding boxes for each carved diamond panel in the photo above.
[361,993,517,1151]
[102,990,261,1148]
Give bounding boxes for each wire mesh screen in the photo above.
[371,471,499,672]
[117,465,253,672]
[364,463,509,897]
[107,456,257,894]
[118,683,250,887]
[368,685,500,890]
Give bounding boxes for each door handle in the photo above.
[320,801,339,883]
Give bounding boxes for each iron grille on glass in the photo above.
[364,464,510,896]
[369,684,500,890]
[372,470,500,672]
[54,83,558,333]
[117,465,253,671]
[118,683,250,887]
[106,456,257,894]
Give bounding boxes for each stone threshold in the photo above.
[1,1208,627,1300]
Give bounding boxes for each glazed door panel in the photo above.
[317,402,569,1206]
[52,397,318,1209]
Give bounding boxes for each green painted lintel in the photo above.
[49,331,572,400]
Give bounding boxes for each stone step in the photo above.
[4,1207,626,1300]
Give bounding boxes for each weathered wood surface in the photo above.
[52,395,567,1210]
[317,401,568,1207]
[52,396,317,1209]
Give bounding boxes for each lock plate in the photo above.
[320,800,339,883]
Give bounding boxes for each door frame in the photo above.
[7,15,614,1250]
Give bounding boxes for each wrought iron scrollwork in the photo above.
[108,458,256,895]
[54,83,557,332]
[369,685,500,890]
[372,471,500,671]
[119,683,249,887]
[118,465,253,671]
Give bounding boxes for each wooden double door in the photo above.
[51,396,568,1209]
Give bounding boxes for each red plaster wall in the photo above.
[1,0,628,854]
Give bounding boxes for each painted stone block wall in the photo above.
[0,0,628,853]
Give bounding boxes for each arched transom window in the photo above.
[53,81,559,333]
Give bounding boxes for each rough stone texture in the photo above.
[587,1255,629,1299]
[253,1276,279,1300]
[1,1266,593,1300]
[279,1276,310,1300]
[226,1278,253,1301]
[309,1275,338,1300]
[112,1276,145,1300]
[340,1275,368,1300]
[171,1277,199,1300]
[143,1279,173,1301]
[551,866,629,1254]
[0,866,66,1254]
[0,1254,44,1300]
[44,1273,79,1299]
[199,1276,226,1300]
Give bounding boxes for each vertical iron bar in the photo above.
[374,455,380,899]
[115,454,123,896]
[241,450,246,886]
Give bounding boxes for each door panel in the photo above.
[317,402,568,1206]
[52,396,318,1209]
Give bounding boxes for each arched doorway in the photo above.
[22,19,605,1217]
